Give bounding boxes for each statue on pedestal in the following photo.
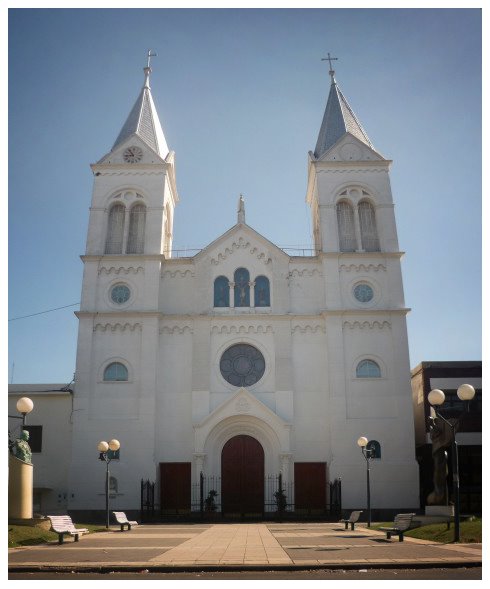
[10,430,32,464]
[426,416,454,505]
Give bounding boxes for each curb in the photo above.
[8,560,482,574]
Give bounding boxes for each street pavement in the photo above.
[8,521,482,572]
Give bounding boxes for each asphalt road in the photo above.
[8,567,482,580]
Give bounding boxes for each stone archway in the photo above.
[221,435,264,516]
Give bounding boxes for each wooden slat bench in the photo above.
[379,513,416,542]
[47,515,89,544]
[340,510,363,530]
[113,511,138,531]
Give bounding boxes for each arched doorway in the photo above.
[221,435,264,516]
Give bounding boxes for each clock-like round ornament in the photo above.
[353,283,374,303]
[123,146,143,163]
[110,284,131,304]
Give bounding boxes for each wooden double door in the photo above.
[221,435,264,516]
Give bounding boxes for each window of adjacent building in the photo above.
[356,359,381,378]
[234,268,250,307]
[366,439,381,459]
[254,276,270,307]
[358,201,380,252]
[24,425,43,453]
[214,276,230,307]
[103,362,129,381]
[126,204,146,254]
[336,201,357,252]
[105,204,125,254]
[108,449,120,460]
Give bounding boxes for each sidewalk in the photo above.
[8,522,482,572]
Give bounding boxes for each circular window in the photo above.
[220,344,265,387]
[110,284,131,304]
[353,283,374,303]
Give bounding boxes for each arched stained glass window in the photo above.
[356,359,381,378]
[103,362,129,382]
[214,276,230,307]
[126,204,146,254]
[234,268,250,307]
[358,201,380,252]
[254,275,270,307]
[105,204,125,254]
[336,201,357,252]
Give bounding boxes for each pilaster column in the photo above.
[249,281,256,308]
[279,452,293,482]
[193,453,207,478]
[228,282,235,308]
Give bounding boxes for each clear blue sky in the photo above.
[8,7,482,384]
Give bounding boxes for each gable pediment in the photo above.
[195,223,289,267]
[317,133,386,162]
[96,135,166,165]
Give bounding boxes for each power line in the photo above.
[8,302,80,322]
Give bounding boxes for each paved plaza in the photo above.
[8,522,482,572]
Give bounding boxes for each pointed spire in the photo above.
[314,56,373,159]
[112,50,169,158]
[237,194,246,224]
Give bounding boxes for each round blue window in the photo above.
[111,284,131,304]
[353,283,374,303]
[220,344,265,387]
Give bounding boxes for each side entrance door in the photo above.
[160,462,191,514]
[294,462,327,513]
[221,435,264,516]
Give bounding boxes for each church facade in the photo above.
[65,60,419,517]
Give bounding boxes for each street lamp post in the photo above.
[427,383,476,543]
[9,397,34,450]
[98,439,121,529]
[357,436,375,527]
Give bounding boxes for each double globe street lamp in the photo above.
[98,439,121,529]
[427,383,476,543]
[357,436,375,527]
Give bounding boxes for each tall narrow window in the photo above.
[126,204,146,254]
[254,276,270,307]
[356,359,381,378]
[336,201,357,252]
[214,276,230,307]
[358,201,380,252]
[234,268,250,307]
[105,204,125,254]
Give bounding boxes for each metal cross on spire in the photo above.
[321,52,338,82]
[146,50,157,69]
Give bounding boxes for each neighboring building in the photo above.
[8,385,73,515]
[411,361,482,514]
[11,59,420,519]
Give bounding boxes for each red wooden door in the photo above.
[221,435,264,515]
[160,462,191,513]
[294,462,326,512]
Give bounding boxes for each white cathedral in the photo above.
[11,59,420,518]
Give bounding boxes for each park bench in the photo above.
[339,510,363,530]
[379,513,416,542]
[47,515,89,544]
[113,511,138,531]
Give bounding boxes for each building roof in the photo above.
[112,66,169,158]
[314,72,373,159]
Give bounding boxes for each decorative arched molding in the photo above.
[288,268,322,278]
[210,237,272,266]
[98,265,145,276]
[342,320,391,330]
[194,388,292,481]
[161,269,195,279]
[210,324,274,335]
[339,263,386,273]
[94,322,142,332]
[291,324,326,334]
[317,168,389,175]
[160,324,194,335]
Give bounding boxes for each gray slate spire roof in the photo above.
[112,66,169,158]
[314,74,373,159]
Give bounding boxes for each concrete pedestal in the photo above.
[8,454,33,520]
[425,505,454,517]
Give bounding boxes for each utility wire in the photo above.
[8,302,80,322]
